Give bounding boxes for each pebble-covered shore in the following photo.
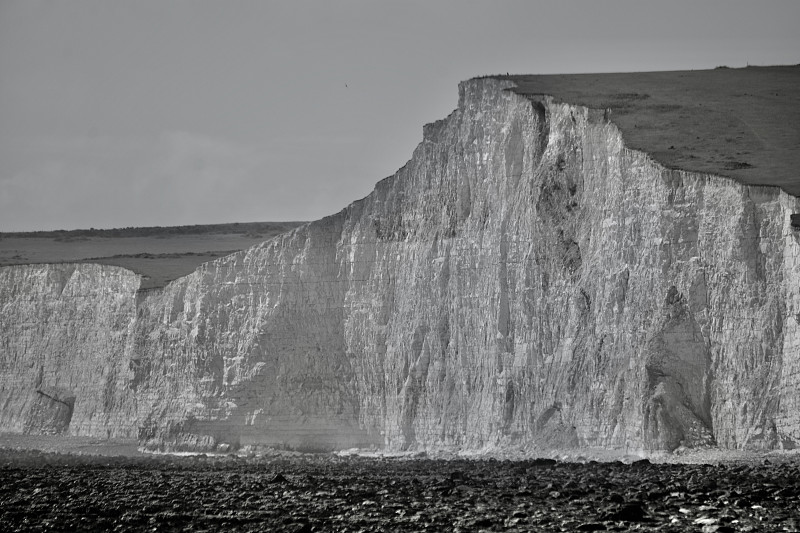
[2,448,799,532]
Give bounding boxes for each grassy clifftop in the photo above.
[501,65,800,196]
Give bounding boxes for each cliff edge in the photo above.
[2,68,799,454]
[505,65,800,195]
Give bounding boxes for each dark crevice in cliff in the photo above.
[397,325,433,448]
[52,265,77,297]
[497,220,512,356]
[643,287,715,451]
[526,98,550,159]
[24,389,76,436]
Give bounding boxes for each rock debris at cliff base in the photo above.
[2,450,800,532]
[1,68,799,455]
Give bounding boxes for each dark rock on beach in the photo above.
[2,448,799,532]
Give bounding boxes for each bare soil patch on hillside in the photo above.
[505,65,800,196]
[0,221,303,289]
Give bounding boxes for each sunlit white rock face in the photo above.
[0,264,138,437]
[2,78,799,453]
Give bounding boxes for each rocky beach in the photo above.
[2,446,799,532]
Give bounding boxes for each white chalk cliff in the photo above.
[2,78,799,453]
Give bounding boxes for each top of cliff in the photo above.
[499,65,800,196]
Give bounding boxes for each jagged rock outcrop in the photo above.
[2,78,799,453]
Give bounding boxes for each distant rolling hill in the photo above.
[0,221,305,289]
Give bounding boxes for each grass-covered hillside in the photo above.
[0,221,304,289]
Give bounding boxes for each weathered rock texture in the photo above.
[2,78,799,453]
[0,264,138,437]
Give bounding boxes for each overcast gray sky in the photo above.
[1,0,798,231]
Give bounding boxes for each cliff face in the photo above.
[0,264,138,437]
[2,78,799,453]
